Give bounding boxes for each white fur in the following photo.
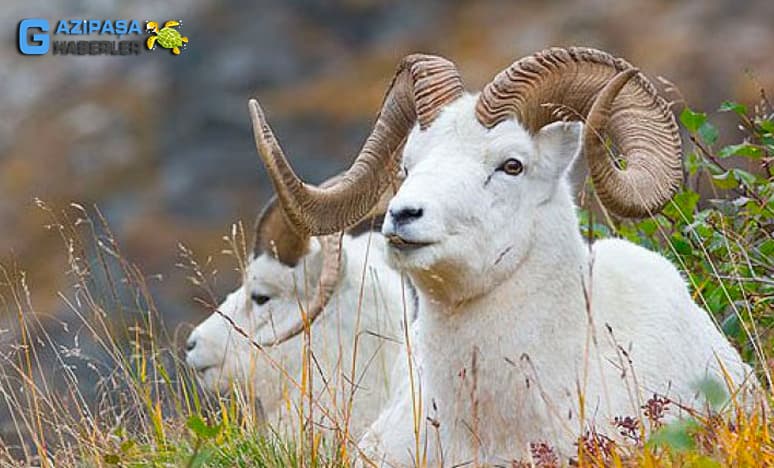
[359,95,756,465]
[186,232,408,436]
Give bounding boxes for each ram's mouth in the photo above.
[386,234,435,251]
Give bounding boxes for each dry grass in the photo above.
[0,171,771,468]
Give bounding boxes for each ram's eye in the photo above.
[498,158,524,176]
[251,293,271,306]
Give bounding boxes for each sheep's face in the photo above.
[185,242,322,392]
[383,95,582,303]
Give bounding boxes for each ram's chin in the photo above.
[196,367,234,394]
[386,242,442,272]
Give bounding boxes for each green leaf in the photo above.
[759,239,774,256]
[718,100,747,116]
[704,286,726,314]
[103,454,121,465]
[718,143,763,159]
[680,108,707,133]
[732,169,757,186]
[698,121,718,145]
[721,313,741,340]
[187,415,221,439]
[647,419,698,452]
[670,234,692,255]
[637,218,658,237]
[711,171,738,189]
[685,150,704,175]
[695,377,728,410]
[617,222,640,243]
[664,190,700,223]
[704,163,724,176]
[757,119,774,134]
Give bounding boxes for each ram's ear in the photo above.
[534,121,583,182]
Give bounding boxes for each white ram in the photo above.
[247,48,758,464]
[186,187,407,437]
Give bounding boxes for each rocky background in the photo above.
[1,0,773,445]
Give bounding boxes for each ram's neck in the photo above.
[264,231,403,433]
[415,200,590,384]
[425,197,586,305]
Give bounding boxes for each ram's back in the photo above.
[589,238,754,409]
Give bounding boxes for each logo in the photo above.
[145,21,188,55]
[18,18,50,55]
[16,18,188,57]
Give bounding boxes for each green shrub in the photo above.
[580,92,774,368]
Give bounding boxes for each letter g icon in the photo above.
[19,19,50,55]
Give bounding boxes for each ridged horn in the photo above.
[249,54,464,236]
[253,197,309,267]
[253,175,350,346]
[475,47,682,217]
[258,234,342,347]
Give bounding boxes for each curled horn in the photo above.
[475,47,682,217]
[249,54,464,237]
[249,55,462,345]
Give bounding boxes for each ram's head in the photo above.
[249,47,682,334]
[185,195,343,392]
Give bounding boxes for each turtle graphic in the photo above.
[146,20,188,55]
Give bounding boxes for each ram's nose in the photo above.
[388,204,424,227]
